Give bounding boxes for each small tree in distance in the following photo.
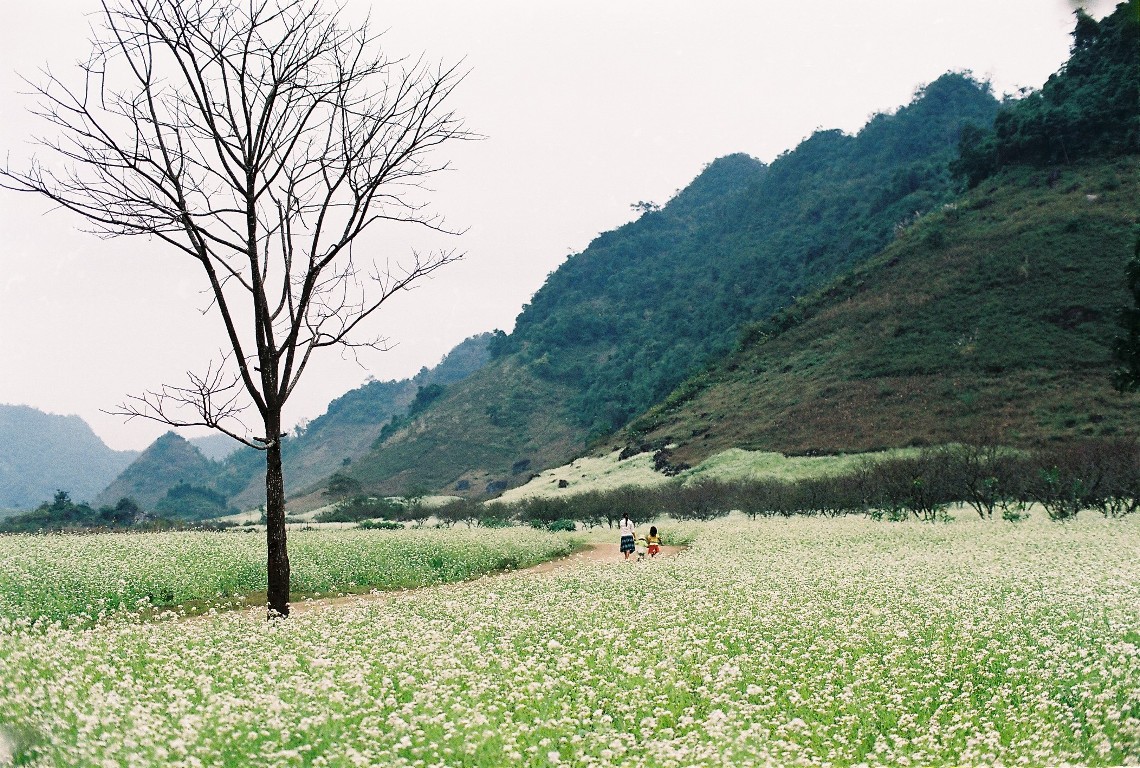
[1113,228,1140,391]
[1,0,472,617]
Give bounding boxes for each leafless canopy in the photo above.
[2,0,471,448]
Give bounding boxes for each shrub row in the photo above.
[337,439,1140,529]
[683,440,1140,523]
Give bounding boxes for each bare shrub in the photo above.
[564,486,661,528]
[732,479,793,519]
[1092,438,1140,518]
[1025,442,1102,521]
[666,480,734,522]
[941,442,1030,520]
[787,474,868,517]
[564,492,610,529]
[863,449,956,522]
[512,497,575,528]
[435,499,482,528]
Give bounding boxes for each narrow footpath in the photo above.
[289,541,685,615]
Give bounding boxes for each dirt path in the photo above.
[521,541,685,574]
[289,541,685,615]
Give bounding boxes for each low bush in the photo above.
[1023,440,1140,521]
[863,449,956,522]
[315,496,403,523]
[663,480,733,522]
[358,520,402,530]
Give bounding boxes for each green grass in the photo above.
[1,516,1137,766]
[0,527,578,625]
[682,446,924,483]
[347,358,586,497]
[496,446,926,503]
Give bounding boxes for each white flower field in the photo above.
[1,516,1138,766]
[0,528,575,625]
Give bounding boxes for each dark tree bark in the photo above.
[1,0,470,618]
[264,423,290,617]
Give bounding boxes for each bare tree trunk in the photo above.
[0,0,469,619]
[265,415,290,618]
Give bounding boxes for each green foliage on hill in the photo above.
[953,1,1139,187]
[492,73,1000,440]
[345,74,1001,496]
[153,483,237,521]
[1113,227,1140,390]
[626,156,1140,462]
[372,384,447,449]
[94,432,218,510]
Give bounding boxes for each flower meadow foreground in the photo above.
[0,527,576,624]
[1,516,1139,766]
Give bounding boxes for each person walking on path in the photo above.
[619,512,636,560]
[646,526,661,558]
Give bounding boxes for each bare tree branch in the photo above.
[1,0,473,617]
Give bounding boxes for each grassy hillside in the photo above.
[344,359,583,497]
[625,156,1140,464]
[226,332,492,508]
[347,74,1000,496]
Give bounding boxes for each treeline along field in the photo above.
[390,437,1140,530]
[6,435,1135,627]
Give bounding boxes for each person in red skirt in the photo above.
[646,525,661,557]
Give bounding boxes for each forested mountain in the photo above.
[344,73,1002,496]
[624,156,1140,464]
[0,405,138,511]
[953,1,1138,186]
[624,1,1140,465]
[94,432,217,510]
[98,333,492,512]
[495,72,1000,439]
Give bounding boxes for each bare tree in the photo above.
[1,0,471,616]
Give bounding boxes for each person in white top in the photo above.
[618,512,636,560]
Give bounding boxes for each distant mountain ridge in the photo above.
[94,431,216,509]
[98,333,493,512]
[94,430,216,508]
[189,433,240,462]
[0,405,138,510]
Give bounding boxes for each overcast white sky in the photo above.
[0,0,1115,451]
